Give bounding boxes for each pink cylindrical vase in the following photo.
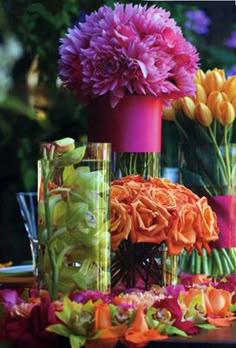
[88,95,162,153]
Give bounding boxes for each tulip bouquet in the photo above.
[163,68,236,277]
[110,175,219,289]
[1,275,236,348]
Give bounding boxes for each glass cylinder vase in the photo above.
[179,142,236,278]
[37,142,111,299]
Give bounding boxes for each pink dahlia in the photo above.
[59,3,199,107]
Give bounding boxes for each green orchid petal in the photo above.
[69,334,86,348]
[46,323,72,337]
[146,307,160,329]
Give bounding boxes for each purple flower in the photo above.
[59,3,199,107]
[225,65,236,78]
[224,31,236,48]
[185,9,210,35]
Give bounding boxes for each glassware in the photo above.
[38,142,111,299]
[16,192,38,275]
[179,143,236,277]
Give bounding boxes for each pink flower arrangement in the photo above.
[58,3,199,107]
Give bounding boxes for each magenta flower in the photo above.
[153,297,200,335]
[59,3,199,107]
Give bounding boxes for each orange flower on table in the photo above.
[204,287,236,327]
[111,199,132,251]
[122,305,168,348]
[85,302,127,348]
[166,203,197,255]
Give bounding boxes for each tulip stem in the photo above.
[208,126,229,184]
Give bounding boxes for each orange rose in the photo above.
[144,187,177,210]
[194,197,219,253]
[110,199,132,250]
[112,174,144,185]
[130,195,168,244]
[166,203,197,255]
[110,184,132,202]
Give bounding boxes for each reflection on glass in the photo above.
[16,192,38,275]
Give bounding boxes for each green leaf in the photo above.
[197,323,217,329]
[166,325,189,337]
[69,334,86,348]
[47,323,72,337]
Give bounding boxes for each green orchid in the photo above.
[38,140,110,299]
[47,297,96,348]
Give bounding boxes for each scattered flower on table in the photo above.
[1,276,236,348]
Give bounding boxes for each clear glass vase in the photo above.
[179,143,236,278]
[37,142,111,299]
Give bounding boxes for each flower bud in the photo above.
[54,145,86,167]
[207,91,228,115]
[215,101,235,126]
[53,137,75,153]
[204,69,225,94]
[181,97,196,120]
[172,99,182,111]
[194,83,207,103]
[222,76,236,101]
[162,105,176,120]
[195,102,213,127]
[194,69,206,85]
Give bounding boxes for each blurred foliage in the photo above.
[0,0,236,261]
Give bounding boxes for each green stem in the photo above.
[174,119,190,142]
[223,126,232,189]
[208,126,229,184]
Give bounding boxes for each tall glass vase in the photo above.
[179,143,236,278]
[88,95,178,290]
[37,142,111,299]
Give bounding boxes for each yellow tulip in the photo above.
[194,69,206,85]
[195,102,213,127]
[181,97,196,120]
[222,76,236,101]
[194,83,207,103]
[207,91,228,115]
[204,68,225,95]
[162,105,176,121]
[231,95,236,113]
[215,101,235,126]
[172,99,182,111]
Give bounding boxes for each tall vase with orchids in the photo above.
[163,68,236,277]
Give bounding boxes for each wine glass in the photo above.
[16,192,38,275]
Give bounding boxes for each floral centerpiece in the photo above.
[1,275,236,348]
[110,175,219,289]
[58,2,199,179]
[163,68,236,277]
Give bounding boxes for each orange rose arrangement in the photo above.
[110,175,219,289]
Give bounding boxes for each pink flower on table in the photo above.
[59,3,199,108]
